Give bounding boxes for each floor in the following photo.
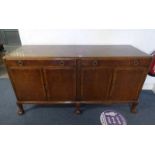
[0,78,155,125]
[0,45,19,78]
[0,65,8,78]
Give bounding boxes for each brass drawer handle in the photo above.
[133,60,139,65]
[92,60,98,66]
[59,60,65,65]
[16,60,24,66]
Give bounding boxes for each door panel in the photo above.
[43,67,76,101]
[80,67,113,101]
[109,67,146,101]
[9,67,46,101]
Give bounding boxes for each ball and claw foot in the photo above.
[75,109,81,114]
[130,102,138,113]
[75,103,81,115]
[17,104,24,115]
[17,109,24,115]
[131,107,137,113]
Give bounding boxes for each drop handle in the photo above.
[133,60,139,65]
[17,60,24,66]
[92,60,98,66]
[59,60,65,65]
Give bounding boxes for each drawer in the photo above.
[79,58,151,67]
[5,59,76,67]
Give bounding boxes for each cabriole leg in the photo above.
[130,102,138,113]
[75,103,81,114]
[17,104,24,115]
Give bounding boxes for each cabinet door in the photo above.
[109,67,147,101]
[43,67,76,101]
[9,67,46,101]
[80,65,113,101]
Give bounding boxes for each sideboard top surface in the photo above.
[4,45,151,59]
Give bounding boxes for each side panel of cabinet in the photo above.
[109,67,147,101]
[80,67,113,101]
[8,67,46,101]
[43,67,76,101]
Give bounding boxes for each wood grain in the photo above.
[4,45,152,114]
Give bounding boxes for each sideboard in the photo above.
[4,45,152,115]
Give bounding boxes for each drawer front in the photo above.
[5,59,76,67]
[79,58,151,67]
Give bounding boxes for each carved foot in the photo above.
[17,104,24,115]
[75,103,81,114]
[130,102,138,113]
[75,109,81,114]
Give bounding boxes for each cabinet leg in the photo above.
[17,104,24,115]
[130,102,138,113]
[75,103,81,114]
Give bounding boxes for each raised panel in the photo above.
[80,67,113,101]
[43,67,76,101]
[9,67,46,101]
[109,67,146,101]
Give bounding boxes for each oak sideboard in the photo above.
[4,45,152,115]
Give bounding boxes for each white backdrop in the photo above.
[19,29,155,90]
